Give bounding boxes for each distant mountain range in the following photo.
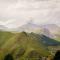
[16,21,41,32]
[0,22,60,41]
[41,24,60,35]
[39,24,60,40]
[16,22,60,33]
[15,22,60,41]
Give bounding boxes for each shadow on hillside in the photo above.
[53,50,60,60]
[4,54,13,60]
[41,35,60,46]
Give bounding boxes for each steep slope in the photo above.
[30,33,60,46]
[40,35,60,46]
[0,31,50,60]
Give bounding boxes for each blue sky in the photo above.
[0,0,60,28]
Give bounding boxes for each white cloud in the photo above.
[0,0,60,28]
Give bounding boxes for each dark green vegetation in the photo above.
[4,54,13,60]
[0,31,60,60]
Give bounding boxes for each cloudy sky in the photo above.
[0,0,60,28]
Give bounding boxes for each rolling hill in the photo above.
[0,31,51,60]
[0,31,60,60]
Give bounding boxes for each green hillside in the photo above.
[0,31,50,60]
[0,31,14,47]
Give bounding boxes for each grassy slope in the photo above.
[0,31,50,60]
[55,37,60,42]
[0,31,14,46]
